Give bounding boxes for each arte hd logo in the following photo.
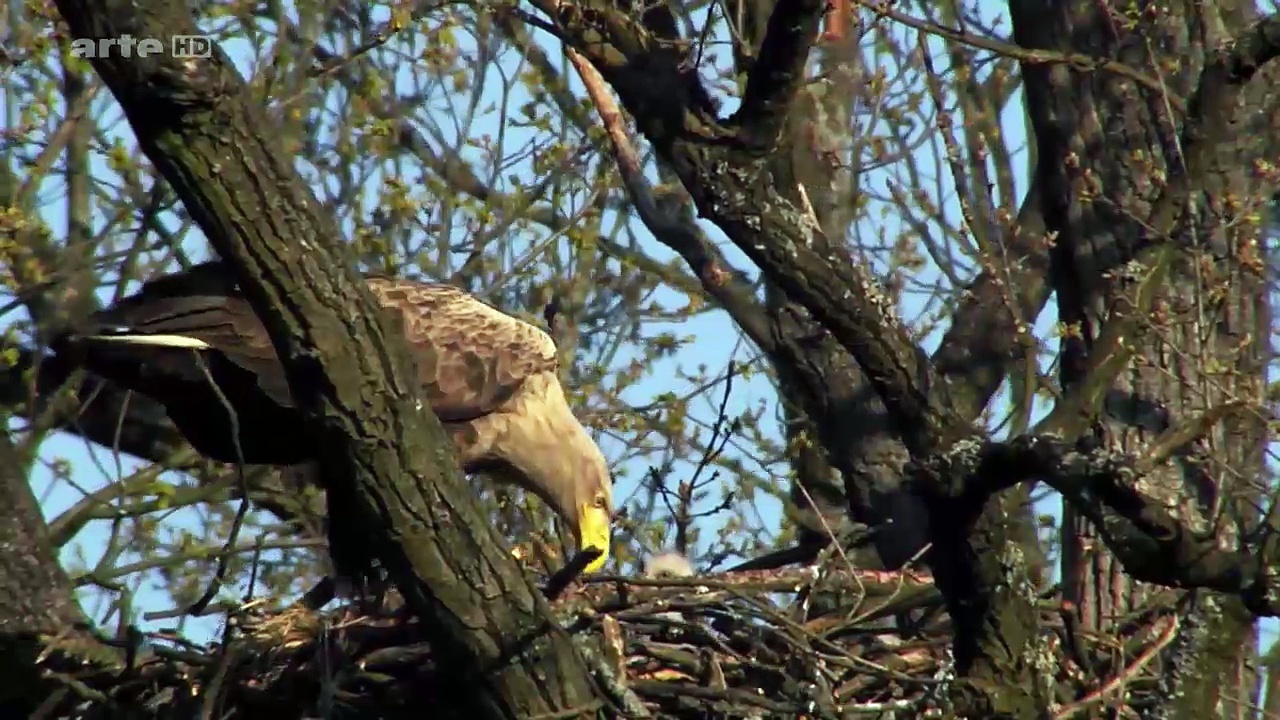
[67,34,213,59]
[171,35,213,58]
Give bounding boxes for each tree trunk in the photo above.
[0,433,111,715]
[1014,0,1276,716]
[49,1,609,717]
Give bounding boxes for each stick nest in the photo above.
[35,565,1163,719]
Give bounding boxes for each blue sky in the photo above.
[13,0,1278,661]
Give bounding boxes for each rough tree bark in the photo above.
[47,0,609,717]
[537,1,1043,713]
[540,1,1280,715]
[0,432,112,716]
[660,0,1056,575]
[1014,0,1276,716]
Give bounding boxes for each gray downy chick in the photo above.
[643,552,695,579]
[642,552,695,628]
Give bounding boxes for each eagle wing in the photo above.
[87,264,558,423]
[367,279,560,422]
[83,264,296,407]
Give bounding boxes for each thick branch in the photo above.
[930,183,1050,421]
[1043,455,1280,616]
[914,434,1280,616]
[733,0,827,152]
[647,155,954,456]
[537,1,953,456]
[0,432,114,714]
[52,1,605,717]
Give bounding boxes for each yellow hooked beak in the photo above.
[577,502,612,573]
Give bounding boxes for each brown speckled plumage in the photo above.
[367,279,560,423]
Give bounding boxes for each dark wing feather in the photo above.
[367,279,560,421]
[83,266,293,407]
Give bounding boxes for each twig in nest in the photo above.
[726,522,877,573]
[543,547,604,601]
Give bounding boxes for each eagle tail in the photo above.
[74,333,213,350]
[74,294,240,350]
[54,282,290,406]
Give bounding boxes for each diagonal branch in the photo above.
[533,0,954,455]
[564,46,779,355]
[567,35,941,566]
[539,2,1280,711]
[51,1,606,717]
[543,2,1280,456]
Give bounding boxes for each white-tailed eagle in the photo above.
[57,261,613,572]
